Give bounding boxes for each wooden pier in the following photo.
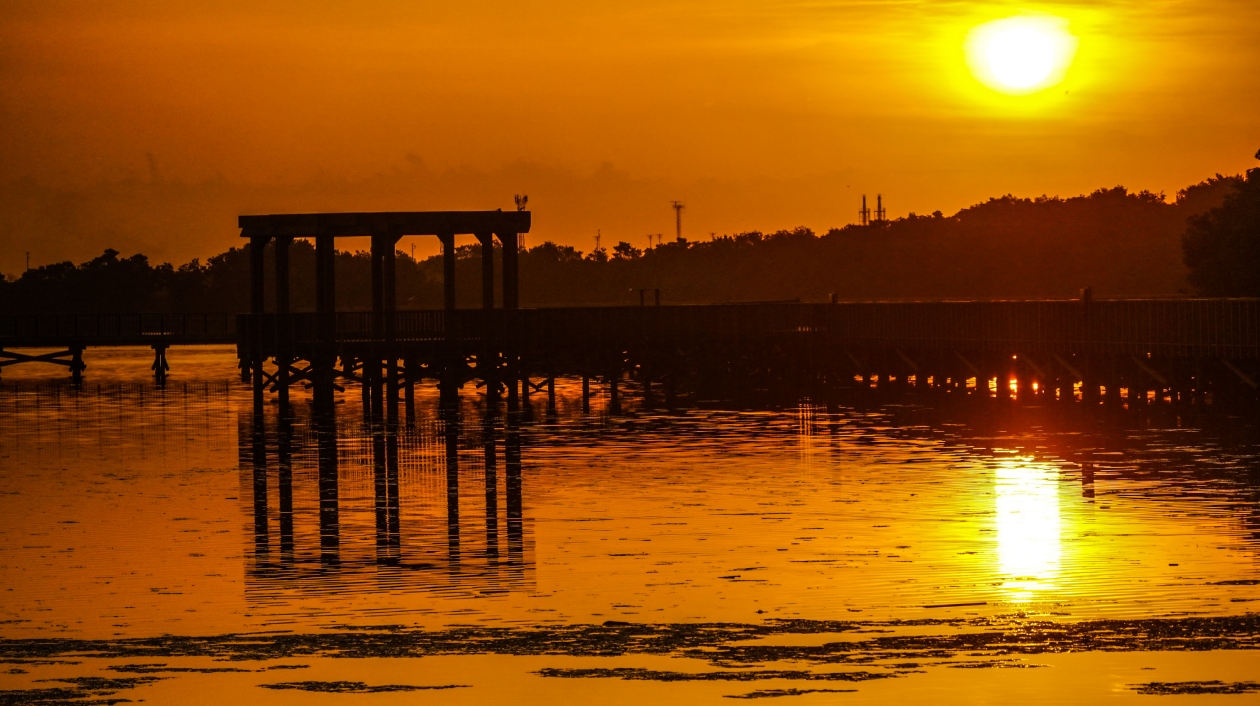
[1,211,1255,408]
[1,300,1256,406]
[232,298,1259,411]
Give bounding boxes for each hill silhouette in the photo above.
[0,174,1245,314]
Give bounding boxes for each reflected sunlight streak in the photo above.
[995,459,1062,597]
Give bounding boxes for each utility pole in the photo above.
[26,252,30,273]
[670,201,685,241]
[595,230,601,252]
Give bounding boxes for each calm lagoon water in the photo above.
[1,346,1258,704]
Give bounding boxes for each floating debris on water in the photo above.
[259,680,469,693]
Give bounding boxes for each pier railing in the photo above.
[1,301,1255,358]
[233,299,1260,359]
[0,313,237,347]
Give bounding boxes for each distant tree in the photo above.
[612,241,642,260]
[1182,160,1260,296]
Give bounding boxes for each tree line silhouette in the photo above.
[1,169,1254,314]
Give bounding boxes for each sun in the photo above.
[965,16,1078,95]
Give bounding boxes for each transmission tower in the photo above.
[670,201,685,241]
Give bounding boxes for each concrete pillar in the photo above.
[441,233,457,312]
[499,232,519,310]
[384,235,399,425]
[274,237,291,407]
[249,236,269,404]
[315,235,336,414]
[368,235,385,418]
[478,232,495,310]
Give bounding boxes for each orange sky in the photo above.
[1,0,1257,272]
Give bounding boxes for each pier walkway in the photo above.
[2,299,1254,407]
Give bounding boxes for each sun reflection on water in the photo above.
[995,459,1062,598]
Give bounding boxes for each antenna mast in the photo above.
[670,201,685,241]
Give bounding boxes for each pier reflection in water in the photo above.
[240,397,530,607]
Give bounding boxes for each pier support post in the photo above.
[582,374,590,413]
[383,233,399,425]
[499,232,519,311]
[274,236,292,407]
[369,235,385,419]
[440,232,459,412]
[70,346,85,386]
[314,234,337,414]
[249,234,270,404]
[477,232,499,404]
[609,369,620,414]
[478,232,496,310]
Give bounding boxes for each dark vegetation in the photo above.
[1181,158,1260,296]
[0,171,1252,314]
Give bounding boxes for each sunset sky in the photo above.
[1,0,1257,273]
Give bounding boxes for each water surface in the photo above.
[1,346,1258,703]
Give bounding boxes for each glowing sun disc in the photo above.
[966,16,1077,94]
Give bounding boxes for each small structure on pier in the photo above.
[238,210,531,315]
[238,210,531,412]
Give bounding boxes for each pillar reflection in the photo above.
[277,407,294,561]
[250,412,268,558]
[484,407,500,563]
[242,386,531,601]
[444,407,461,573]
